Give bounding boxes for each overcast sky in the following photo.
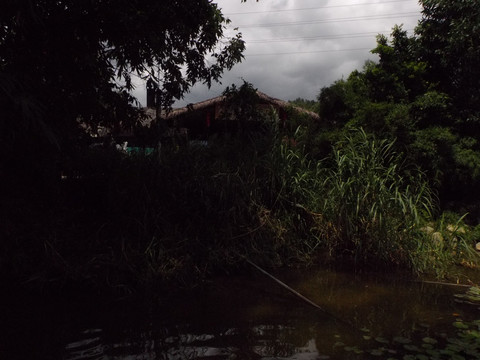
[131,0,423,108]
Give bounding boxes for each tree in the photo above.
[416,0,480,129]
[318,80,351,127]
[368,25,428,103]
[221,80,263,135]
[314,0,480,214]
[0,0,245,177]
[289,98,319,113]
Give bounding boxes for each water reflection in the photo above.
[63,325,326,360]
[2,269,476,360]
[64,329,103,360]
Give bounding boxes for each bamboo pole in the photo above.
[417,280,472,288]
[244,258,324,310]
[241,256,362,330]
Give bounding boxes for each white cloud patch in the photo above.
[132,0,422,107]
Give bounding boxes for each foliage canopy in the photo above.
[0,0,245,166]
[315,0,480,214]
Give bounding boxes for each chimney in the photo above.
[146,78,158,108]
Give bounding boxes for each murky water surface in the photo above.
[2,268,479,359]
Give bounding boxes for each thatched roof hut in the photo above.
[160,91,320,121]
[141,90,320,141]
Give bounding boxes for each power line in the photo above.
[225,0,418,15]
[245,29,415,43]
[246,48,373,56]
[236,12,420,28]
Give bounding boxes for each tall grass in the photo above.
[316,128,436,269]
[266,127,443,271]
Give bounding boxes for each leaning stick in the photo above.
[242,256,362,330]
[243,257,324,310]
[417,280,472,288]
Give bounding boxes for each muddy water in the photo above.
[1,268,478,359]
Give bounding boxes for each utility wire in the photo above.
[236,12,420,28]
[245,29,415,43]
[225,0,418,15]
[246,48,373,56]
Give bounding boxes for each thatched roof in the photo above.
[159,91,320,120]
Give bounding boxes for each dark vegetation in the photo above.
[0,0,244,290]
[314,0,480,216]
[1,0,480,292]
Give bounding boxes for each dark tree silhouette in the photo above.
[0,0,245,176]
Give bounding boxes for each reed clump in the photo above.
[317,129,435,269]
[287,127,480,273]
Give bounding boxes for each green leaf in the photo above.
[375,336,390,344]
[467,330,480,338]
[403,344,420,352]
[453,321,469,329]
[370,348,384,356]
[394,336,412,344]
[422,337,438,345]
[344,345,362,353]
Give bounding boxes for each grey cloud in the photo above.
[132,0,422,108]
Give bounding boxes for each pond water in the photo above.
[1,268,479,360]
